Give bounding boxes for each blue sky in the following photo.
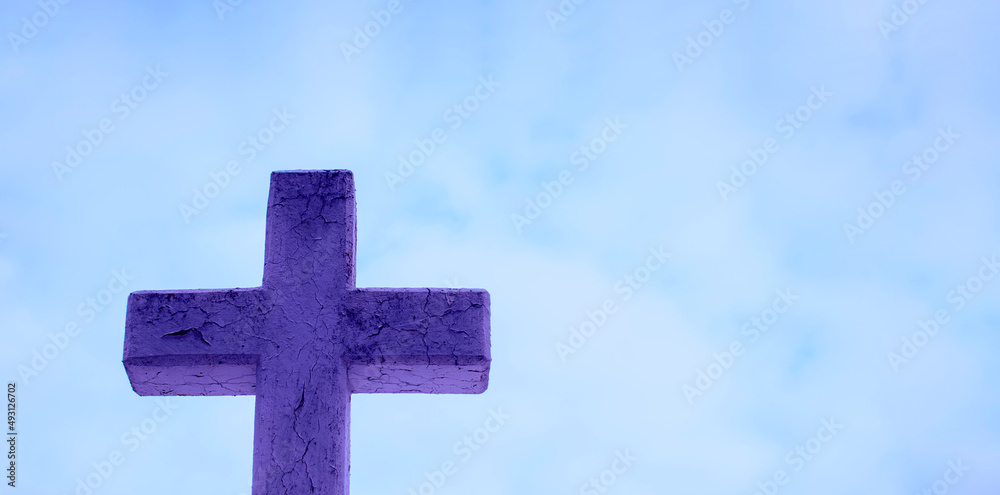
[2,0,999,493]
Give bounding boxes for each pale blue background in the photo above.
[1,0,999,494]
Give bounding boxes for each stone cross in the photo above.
[123,170,491,495]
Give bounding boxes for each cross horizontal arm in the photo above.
[123,288,269,396]
[343,288,491,394]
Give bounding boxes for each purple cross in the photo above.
[123,170,491,495]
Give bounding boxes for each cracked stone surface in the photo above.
[123,170,491,495]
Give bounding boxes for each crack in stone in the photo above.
[161,328,212,346]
